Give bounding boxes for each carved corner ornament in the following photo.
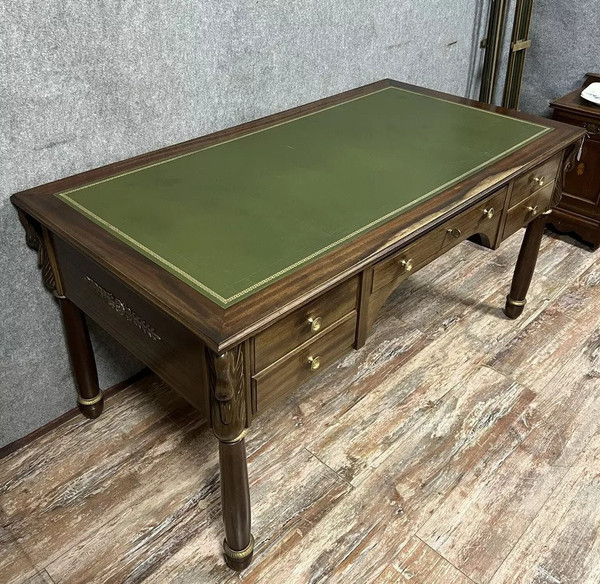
[551,142,580,207]
[17,210,62,296]
[207,346,248,443]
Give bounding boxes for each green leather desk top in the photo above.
[57,86,550,307]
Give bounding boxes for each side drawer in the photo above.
[254,276,358,371]
[510,153,562,207]
[253,312,356,412]
[503,181,555,239]
[53,236,209,413]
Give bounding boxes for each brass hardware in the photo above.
[85,276,161,340]
[308,356,321,370]
[527,205,539,216]
[533,175,545,187]
[77,391,104,407]
[583,122,600,135]
[447,228,462,239]
[506,295,527,307]
[400,258,413,272]
[308,316,322,333]
[511,39,531,52]
[542,209,552,216]
[220,428,249,444]
[483,207,495,220]
[223,534,255,560]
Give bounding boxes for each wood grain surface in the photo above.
[1,229,599,584]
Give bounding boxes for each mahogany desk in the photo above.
[11,80,584,570]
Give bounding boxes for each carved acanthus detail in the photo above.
[207,346,247,442]
[552,142,580,207]
[17,210,58,293]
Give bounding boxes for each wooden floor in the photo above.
[2,229,600,584]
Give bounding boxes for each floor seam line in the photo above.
[303,447,356,490]
[414,535,479,583]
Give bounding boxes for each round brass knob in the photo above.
[483,207,495,220]
[400,258,413,272]
[527,205,539,216]
[308,355,320,370]
[533,176,545,187]
[447,227,462,239]
[308,316,322,333]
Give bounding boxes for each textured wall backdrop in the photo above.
[1,1,488,447]
[519,0,600,116]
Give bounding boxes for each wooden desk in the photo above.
[11,80,583,571]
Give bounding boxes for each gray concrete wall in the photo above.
[519,0,600,116]
[1,1,488,447]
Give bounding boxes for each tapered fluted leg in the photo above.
[207,346,254,571]
[219,437,253,571]
[504,212,549,319]
[59,298,104,418]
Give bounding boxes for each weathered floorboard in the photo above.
[384,536,475,584]
[418,306,600,583]
[1,232,599,584]
[489,432,600,584]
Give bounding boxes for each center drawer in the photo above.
[372,187,506,293]
[254,276,359,371]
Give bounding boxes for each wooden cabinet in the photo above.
[550,73,600,249]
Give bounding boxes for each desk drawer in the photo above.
[372,228,445,293]
[254,276,358,371]
[503,181,555,239]
[372,188,506,294]
[440,187,506,249]
[253,312,356,411]
[510,153,561,208]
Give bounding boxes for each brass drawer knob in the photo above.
[527,205,539,216]
[400,258,413,272]
[447,227,462,239]
[308,355,321,370]
[483,207,495,220]
[533,176,545,187]
[308,316,322,333]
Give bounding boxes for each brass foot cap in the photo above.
[223,535,254,571]
[504,295,526,319]
[77,391,104,419]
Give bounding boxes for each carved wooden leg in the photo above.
[504,211,549,319]
[59,298,104,418]
[207,347,254,571]
[219,436,253,570]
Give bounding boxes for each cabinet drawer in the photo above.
[254,276,358,371]
[503,181,555,239]
[253,312,356,411]
[554,110,600,135]
[510,153,562,207]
